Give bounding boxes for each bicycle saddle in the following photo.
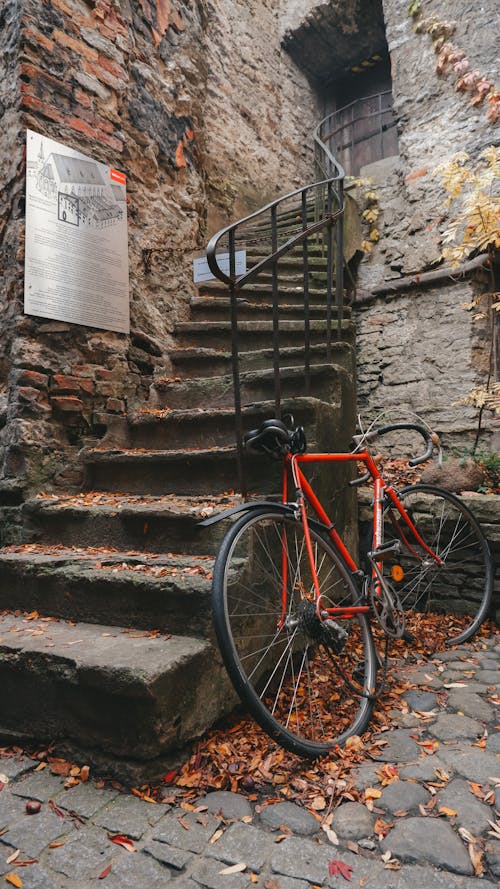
[244,418,306,457]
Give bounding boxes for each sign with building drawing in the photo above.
[24,129,129,333]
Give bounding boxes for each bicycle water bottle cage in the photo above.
[244,419,306,459]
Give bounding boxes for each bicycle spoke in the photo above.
[213,509,376,754]
[383,486,492,648]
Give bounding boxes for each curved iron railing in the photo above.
[205,132,346,494]
[316,91,397,177]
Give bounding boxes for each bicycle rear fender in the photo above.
[198,500,297,527]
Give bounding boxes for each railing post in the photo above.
[326,181,333,364]
[271,205,281,418]
[302,189,311,396]
[336,177,344,340]
[228,230,247,497]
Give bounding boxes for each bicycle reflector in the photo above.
[391,565,404,582]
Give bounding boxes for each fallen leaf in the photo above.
[310,795,327,811]
[98,864,112,880]
[209,828,223,844]
[5,876,23,888]
[219,863,246,874]
[486,819,500,840]
[438,806,457,817]
[328,859,352,881]
[6,851,20,865]
[109,835,136,852]
[374,818,394,837]
[47,799,65,818]
[322,824,339,845]
[345,735,364,752]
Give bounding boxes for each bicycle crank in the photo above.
[368,556,406,638]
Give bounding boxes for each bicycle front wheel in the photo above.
[212,507,377,758]
[383,484,493,647]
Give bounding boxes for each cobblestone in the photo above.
[0,630,498,888]
[258,801,318,835]
[204,790,252,820]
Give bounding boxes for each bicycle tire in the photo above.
[382,484,493,647]
[212,506,377,758]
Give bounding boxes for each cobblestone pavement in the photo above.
[1,632,499,889]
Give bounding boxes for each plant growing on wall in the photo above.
[348,177,380,256]
[433,147,500,427]
[409,1,500,122]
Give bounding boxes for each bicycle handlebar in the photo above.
[350,422,439,486]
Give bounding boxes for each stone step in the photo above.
[243,256,329,274]
[190,297,349,322]
[81,443,288,495]
[152,364,350,411]
[0,547,215,635]
[82,394,349,497]
[197,279,337,301]
[0,610,231,781]
[174,318,354,351]
[169,340,355,379]
[126,398,323,450]
[22,493,240,554]
[80,391,353,500]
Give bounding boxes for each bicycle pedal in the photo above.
[368,541,402,562]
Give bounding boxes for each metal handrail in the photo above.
[316,91,396,177]
[204,126,346,495]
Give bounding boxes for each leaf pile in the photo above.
[166,614,494,809]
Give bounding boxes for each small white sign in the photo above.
[24,129,130,334]
[193,249,246,284]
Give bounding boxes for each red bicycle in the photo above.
[202,418,493,757]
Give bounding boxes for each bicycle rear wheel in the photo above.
[212,507,377,758]
[383,484,493,648]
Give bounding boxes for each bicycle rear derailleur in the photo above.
[295,599,349,653]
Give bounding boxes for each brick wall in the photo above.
[0,0,318,495]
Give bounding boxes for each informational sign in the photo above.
[193,250,246,284]
[24,129,130,334]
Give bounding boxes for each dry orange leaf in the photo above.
[5,876,23,888]
[438,806,457,817]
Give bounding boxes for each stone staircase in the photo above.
[0,240,357,782]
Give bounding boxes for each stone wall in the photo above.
[358,490,500,623]
[0,1,23,469]
[0,0,318,495]
[351,0,498,452]
[358,0,498,281]
[203,0,319,230]
[355,277,494,451]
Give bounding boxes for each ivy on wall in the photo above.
[348,178,380,256]
[408,0,499,123]
[433,147,500,418]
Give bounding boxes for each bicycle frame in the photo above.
[279,449,443,625]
